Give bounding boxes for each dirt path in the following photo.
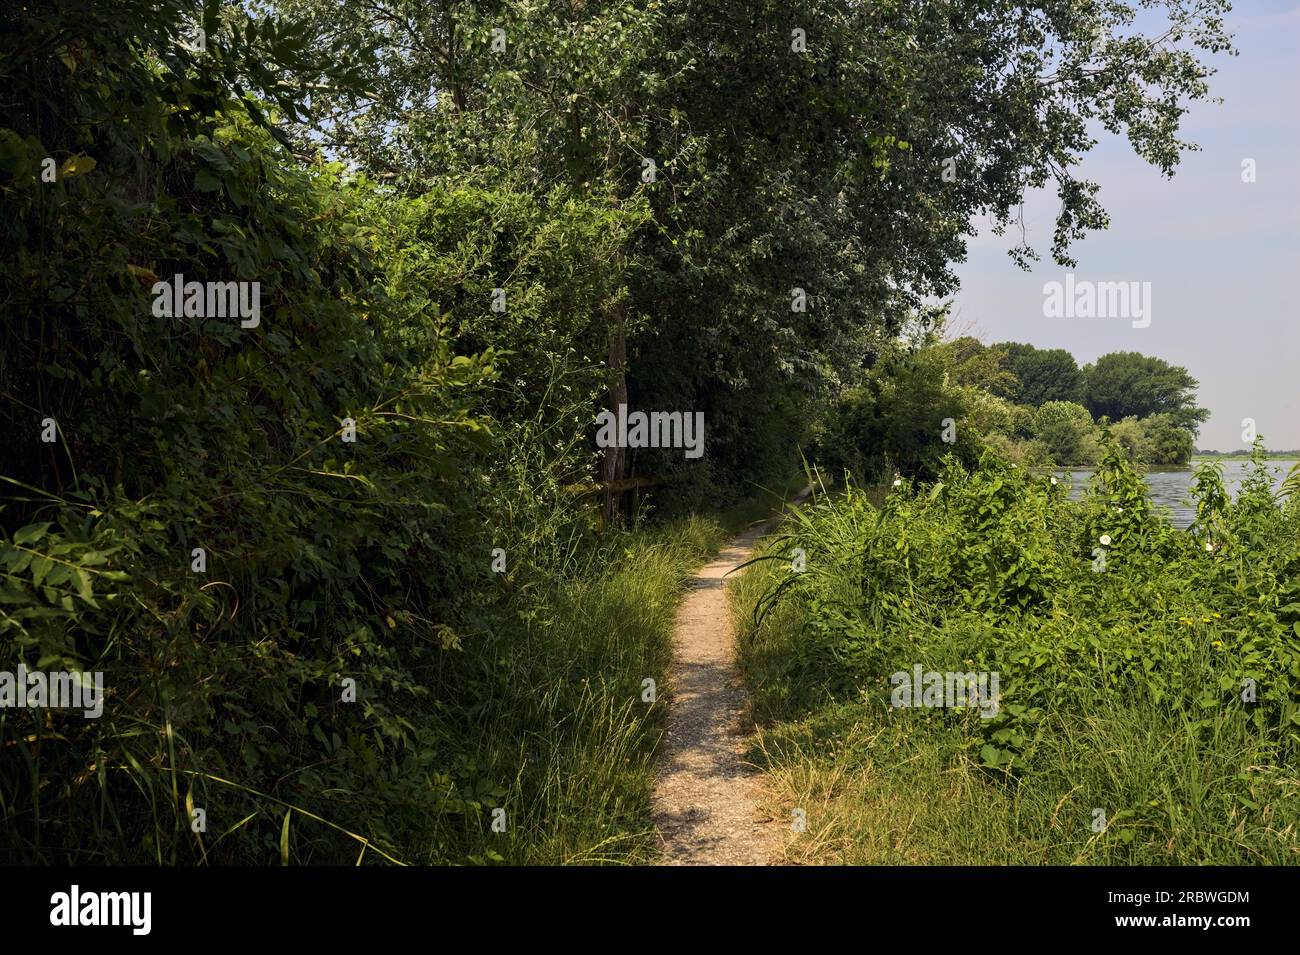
[652,495,807,865]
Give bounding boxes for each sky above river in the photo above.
[949,1,1300,452]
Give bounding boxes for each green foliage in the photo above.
[1139,413,1196,466]
[276,0,1232,502]
[1083,351,1210,433]
[817,325,1202,476]
[996,343,1086,406]
[1,113,497,861]
[735,441,1300,862]
[815,339,973,483]
[0,0,674,865]
[1,0,1239,866]
[1032,401,1096,465]
[746,436,1300,780]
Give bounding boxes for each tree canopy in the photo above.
[995,342,1087,406]
[1083,351,1210,433]
[274,0,1233,499]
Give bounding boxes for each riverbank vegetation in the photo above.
[734,444,1300,863]
[1196,451,1300,461]
[815,325,1205,483]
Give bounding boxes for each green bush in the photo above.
[739,437,1300,860]
[0,3,658,864]
[738,436,1300,862]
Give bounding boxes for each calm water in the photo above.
[1054,460,1299,529]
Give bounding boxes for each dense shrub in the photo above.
[747,439,1300,772]
[0,2,640,864]
[816,331,1200,477]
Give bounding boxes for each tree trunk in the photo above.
[601,300,628,523]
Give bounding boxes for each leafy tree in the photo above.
[1110,416,1151,466]
[275,0,1233,505]
[1032,401,1096,465]
[635,0,1233,497]
[817,336,974,483]
[1083,352,1209,433]
[1034,400,1092,432]
[944,338,1019,397]
[1141,413,1196,465]
[995,342,1086,406]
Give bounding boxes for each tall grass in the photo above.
[731,450,1300,865]
[0,504,727,866]
[418,515,727,864]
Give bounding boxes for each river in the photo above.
[1054,459,1299,529]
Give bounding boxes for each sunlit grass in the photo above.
[730,470,1300,866]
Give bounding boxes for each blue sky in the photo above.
[948,1,1300,450]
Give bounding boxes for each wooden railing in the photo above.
[564,474,676,523]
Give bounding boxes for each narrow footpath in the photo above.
[651,491,809,865]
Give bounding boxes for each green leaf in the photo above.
[58,154,96,178]
[195,167,221,192]
[30,554,52,587]
[280,809,292,865]
[13,523,51,546]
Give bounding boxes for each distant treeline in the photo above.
[815,329,1209,480]
[1196,449,1300,458]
